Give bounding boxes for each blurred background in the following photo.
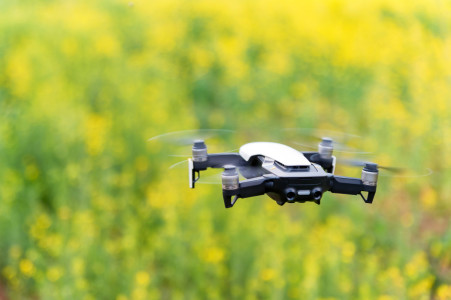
[0,0,450,299]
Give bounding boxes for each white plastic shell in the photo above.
[239,142,311,167]
[188,158,194,188]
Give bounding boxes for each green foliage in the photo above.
[0,0,450,299]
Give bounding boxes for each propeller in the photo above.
[337,158,433,178]
[280,128,369,154]
[148,129,237,158]
[148,129,235,145]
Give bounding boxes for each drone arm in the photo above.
[193,153,247,170]
[190,154,248,188]
[303,152,334,173]
[223,176,274,208]
[329,175,377,203]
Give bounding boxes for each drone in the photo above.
[188,138,378,208]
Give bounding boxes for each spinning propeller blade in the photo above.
[149,129,236,158]
[337,158,433,178]
[280,128,369,154]
[148,129,234,145]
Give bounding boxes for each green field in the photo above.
[0,0,450,299]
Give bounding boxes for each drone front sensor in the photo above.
[189,140,378,208]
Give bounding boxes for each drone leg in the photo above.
[359,191,376,203]
[222,176,273,208]
[223,190,239,208]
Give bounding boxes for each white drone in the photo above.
[188,139,378,208]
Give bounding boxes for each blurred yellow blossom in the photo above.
[46,266,63,282]
[72,258,85,276]
[202,247,225,264]
[76,278,88,290]
[341,242,356,263]
[405,252,428,278]
[409,276,434,299]
[261,268,276,281]
[3,266,16,281]
[437,285,451,300]
[19,259,35,277]
[132,288,147,300]
[378,296,396,300]
[135,271,150,286]
[85,114,110,156]
[95,34,120,57]
[421,186,437,209]
[6,50,31,97]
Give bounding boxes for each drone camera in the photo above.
[361,163,378,186]
[312,187,323,201]
[192,140,208,162]
[285,188,297,202]
[318,137,333,159]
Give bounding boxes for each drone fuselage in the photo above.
[189,141,377,208]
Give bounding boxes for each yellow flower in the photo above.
[420,186,437,209]
[408,277,434,299]
[132,288,147,300]
[19,259,35,277]
[76,278,88,290]
[405,252,428,278]
[437,285,451,300]
[47,266,63,282]
[85,114,110,156]
[135,271,150,286]
[341,242,356,263]
[6,50,31,97]
[202,247,225,264]
[95,34,120,57]
[72,258,85,276]
[3,266,16,280]
[261,268,276,281]
[378,296,395,300]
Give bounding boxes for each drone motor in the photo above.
[222,166,239,190]
[361,163,378,186]
[318,137,334,159]
[192,140,208,162]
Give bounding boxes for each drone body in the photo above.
[189,140,378,208]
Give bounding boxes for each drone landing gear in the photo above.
[222,176,274,208]
[223,191,239,208]
[359,191,375,203]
